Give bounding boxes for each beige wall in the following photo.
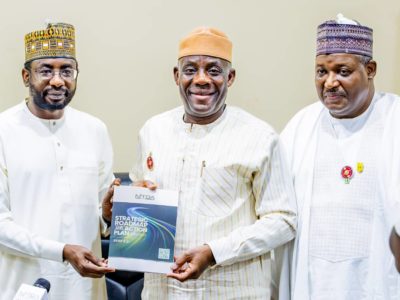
[1,0,399,171]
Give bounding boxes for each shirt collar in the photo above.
[22,99,67,130]
[178,105,228,133]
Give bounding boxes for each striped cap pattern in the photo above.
[316,21,373,58]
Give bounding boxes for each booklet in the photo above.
[108,186,179,274]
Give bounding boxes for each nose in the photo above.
[49,72,65,87]
[193,69,211,86]
[324,72,339,89]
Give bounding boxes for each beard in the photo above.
[30,85,75,111]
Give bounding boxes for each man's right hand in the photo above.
[132,180,157,190]
[63,244,115,278]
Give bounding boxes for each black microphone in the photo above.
[33,278,51,293]
[13,278,51,300]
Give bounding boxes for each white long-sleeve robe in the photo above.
[0,102,113,300]
[281,92,400,300]
[130,105,297,299]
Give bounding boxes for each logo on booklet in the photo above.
[135,194,155,201]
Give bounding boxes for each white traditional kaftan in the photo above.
[130,105,297,299]
[0,102,113,300]
[281,92,400,300]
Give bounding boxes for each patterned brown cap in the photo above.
[25,23,76,63]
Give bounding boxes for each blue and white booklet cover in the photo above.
[108,186,179,274]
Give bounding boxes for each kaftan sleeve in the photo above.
[98,124,115,236]
[207,133,297,266]
[0,136,65,262]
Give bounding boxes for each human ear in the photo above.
[22,68,30,87]
[227,68,236,87]
[173,66,179,85]
[366,60,377,79]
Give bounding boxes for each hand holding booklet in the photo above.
[108,186,179,274]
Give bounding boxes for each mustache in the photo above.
[43,87,69,96]
[323,88,346,98]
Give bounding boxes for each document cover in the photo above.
[108,186,178,273]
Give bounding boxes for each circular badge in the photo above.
[341,166,353,184]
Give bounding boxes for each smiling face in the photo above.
[174,55,235,124]
[22,58,78,119]
[315,53,376,119]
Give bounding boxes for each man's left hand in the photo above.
[101,178,121,223]
[167,245,215,282]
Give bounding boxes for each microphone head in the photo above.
[33,278,51,293]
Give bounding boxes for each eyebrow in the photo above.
[37,63,75,69]
[182,61,224,69]
[182,61,197,67]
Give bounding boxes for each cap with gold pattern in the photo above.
[25,22,76,63]
[178,27,232,62]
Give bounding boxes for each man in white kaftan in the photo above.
[281,14,400,299]
[131,27,297,299]
[0,22,116,299]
